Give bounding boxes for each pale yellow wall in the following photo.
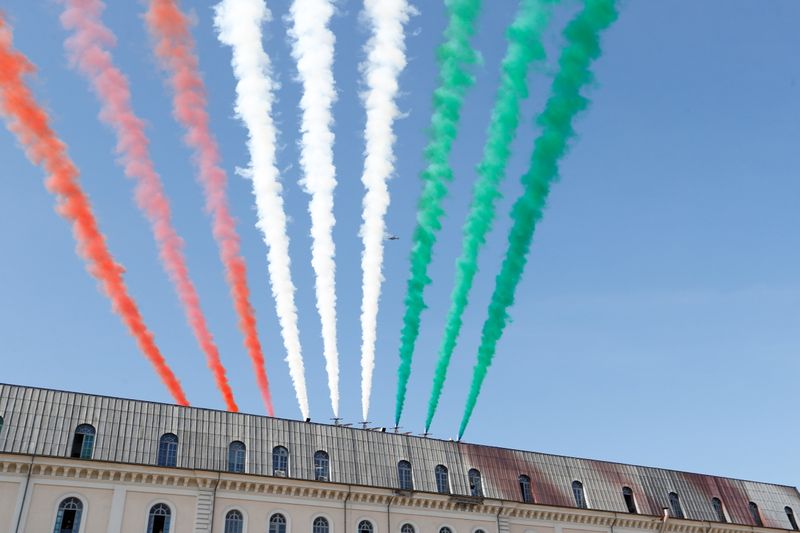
[120,489,197,533]
[22,482,113,533]
[514,525,557,533]
[0,479,21,531]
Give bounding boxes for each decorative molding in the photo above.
[0,456,790,533]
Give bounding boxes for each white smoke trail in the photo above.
[288,0,340,417]
[214,0,309,419]
[359,0,411,422]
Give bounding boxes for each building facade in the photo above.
[0,383,798,533]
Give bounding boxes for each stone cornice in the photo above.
[0,455,792,533]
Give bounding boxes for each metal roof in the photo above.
[0,383,797,529]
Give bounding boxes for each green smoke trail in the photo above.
[394,0,482,425]
[458,0,619,439]
[425,0,557,433]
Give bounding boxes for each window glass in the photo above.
[157,434,178,467]
[53,497,83,533]
[440,527,453,533]
[70,424,96,459]
[468,469,482,497]
[228,441,246,473]
[359,520,374,533]
[269,513,287,533]
[435,465,449,494]
[273,446,289,475]
[669,492,684,519]
[572,481,587,509]
[749,502,763,527]
[401,524,415,533]
[313,517,329,533]
[315,450,329,480]
[622,487,637,514]
[519,475,533,503]
[224,510,243,533]
[712,498,726,523]
[147,503,171,533]
[786,507,799,531]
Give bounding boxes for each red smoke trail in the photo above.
[60,0,237,412]
[0,14,189,406]
[145,0,274,415]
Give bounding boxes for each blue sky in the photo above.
[1,0,798,485]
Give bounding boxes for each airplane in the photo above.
[384,233,399,241]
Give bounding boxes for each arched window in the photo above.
[53,497,83,533]
[711,498,726,523]
[519,474,533,503]
[623,487,637,514]
[439,528,453,533]
[468,469,482,497]
[401,524,415,533]
[572,480,587,509]
[669,492,684,519]
[398,460,413,490]
[749,502,763,527]
[228,441,246,473]
[475,530,486,533]
[224,510,244,533]
[147,503,171,533]
[435,465,449,494]
[70,424,95,459]
[314,450,330,481]
[157,433,178,467]
[313,517,329,533]
[359,520,374,533]
[272,445,289,476]
[269,513,286,533]
[786,507,799,531]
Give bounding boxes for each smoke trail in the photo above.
[425,0,555,432]
[394,0,482,425]
[214,0,309,420]
[458,0,618,439]
[60,0,237,412]
[359,0,411,422]
[0,14,189,406]
[287,0,339,417]
[145,0,274,416]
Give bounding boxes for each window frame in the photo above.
[314,450,330,481]
[669,492,684,519]
[272,445,289,476]
[269,512,287,533]
[439,527,454,533]
[711,497,727,523]
[70,424,96,460]
[518,474,533,503]
[313,516,330,533]
[435,465,450,494]
[157,433,178,467]
[786,506,799,531]
[147,502,172,533]
[749,501,763,527]
[224,509,244,533]
[397,460,413,490]
[468,469,482,497]
[227,441,246,473]
[572,480,587,509]
[401,524,415,533]
[622,486,637,514]
[358,520,374,533]
[53,496,84,533]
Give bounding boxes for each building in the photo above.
[0,383,798,533]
